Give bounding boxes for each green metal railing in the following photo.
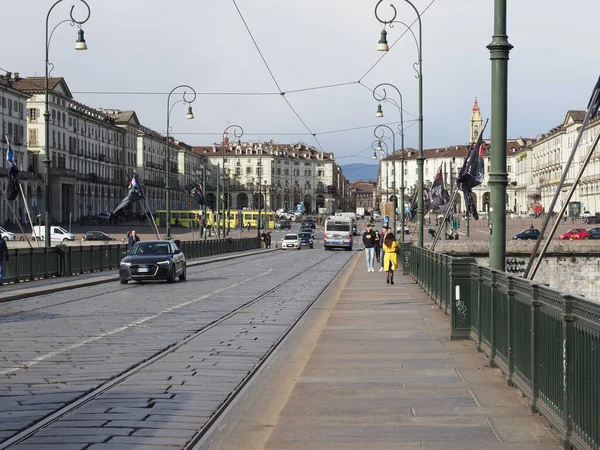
[3,237,261,283]
[401,243,600,450]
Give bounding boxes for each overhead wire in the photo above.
[68,0,437,162]
[232,0,324,152]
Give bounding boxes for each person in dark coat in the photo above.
[0,237,8,286]
[128,230,140,252]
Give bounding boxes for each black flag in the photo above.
[187,181,206,206]
[113,172,144,214]
[457,133,486,220]
[5,137,19,201]
[430,166,451,213]
[587,75,600,119]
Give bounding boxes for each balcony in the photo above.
[28,140,39,147]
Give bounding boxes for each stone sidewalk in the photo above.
[261,254,561,449]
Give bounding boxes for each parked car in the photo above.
[298,231,314,249]
[98,211,112,223]
[587,227,600,239]
[119,240,186,284]
[0,226,16,241]
[512,228,540,240]
[82,231,116,241]
[586,215,600,224]
[281,233,301,250]
[581,210,592,218]
[275,220,291,230]
[559,228,590,240]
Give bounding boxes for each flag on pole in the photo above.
[587,75,600,119]
[5,136,20,201]
[430,166,451,213]
[113,172,144,214]
[187,181,206,206]
[457,133,486,220]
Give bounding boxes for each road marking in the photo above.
[0,267,274,375]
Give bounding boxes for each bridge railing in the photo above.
[401,242,600,450]
[3,237,261,283]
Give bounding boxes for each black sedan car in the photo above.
[512,228,540,240]
[82,231,116,241]
[119,240,186,284]
[298,231,314,248]
[275,220,291,230]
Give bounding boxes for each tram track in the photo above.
[0,251,352,449]
[0,250,282,318]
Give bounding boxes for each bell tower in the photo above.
[469,97,482,143]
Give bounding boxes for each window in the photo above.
[246,166,252,174]
[28,129,38,146]
[28,108,38,121]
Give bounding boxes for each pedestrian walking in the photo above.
[362,223,377,272]
[383,232,399,285]
[265,231,272,249]
[0,236,9,286]
[128,229,140,252]
[379,226,389,272]
[374,229,381,263]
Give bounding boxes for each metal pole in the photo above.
[165,84,196,240]
[487,0,512,271]
[257,167,262,239]
[165,105,171,240]
[202,158,207,240]
[528,131,600,280]
[44,0,91,247]
[216,163,220,239]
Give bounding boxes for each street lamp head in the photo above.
[75,28,87,50]
[373,150,377,160]
[377,28,389,52]
[186,105,194,120]
[376,103,384,118]
[377,140,383,152]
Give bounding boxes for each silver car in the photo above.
[281,233,301,250]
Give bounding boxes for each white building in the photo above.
[193,141,351,214]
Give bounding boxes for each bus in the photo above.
[155,210,200,228]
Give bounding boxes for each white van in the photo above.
[324,217,353,251]
[32,225,76,242]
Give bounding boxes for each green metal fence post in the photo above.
[562,294,575,449]
[530,283,541,413]
[449,256,476,340]
[489,271,498,367]
[507,275,515,386]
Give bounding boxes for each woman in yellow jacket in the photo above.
[382,233,399,285]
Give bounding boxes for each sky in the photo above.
[2,0,600,166]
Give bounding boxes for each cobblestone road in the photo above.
[0,248,354,449]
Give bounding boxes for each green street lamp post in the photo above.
[222,125,243,238]
[373,82,405,242]
[165,85,196,240]
[372,139,390,219]
[487,0,512,270]
[375,0,423,246]
[374,126,396,236]
[44,0,91,247]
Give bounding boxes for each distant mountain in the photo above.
[340,163,379,182]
